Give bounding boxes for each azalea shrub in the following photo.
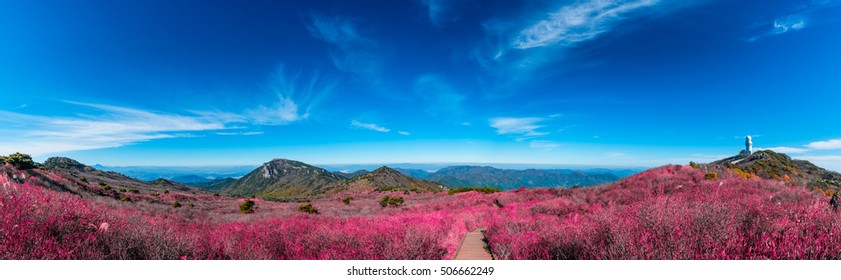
[483,166,841,259]
[2,163,840,260]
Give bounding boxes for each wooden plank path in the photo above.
[453,228,494,260]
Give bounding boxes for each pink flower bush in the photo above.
[483,165,841,259]
[2,163,840,259]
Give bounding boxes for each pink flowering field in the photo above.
[2,163,840,259]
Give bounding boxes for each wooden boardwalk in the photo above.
[453,228,494,260]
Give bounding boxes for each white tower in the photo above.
[745,135,753,154]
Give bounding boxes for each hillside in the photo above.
[713,150,841,194]
[187,177,236,191]
[43,157,206,195]
[5,156,841,260]
[418,166,619,190]
[331,166,447,194]
[222,158,344,198]
[150,178,193,192]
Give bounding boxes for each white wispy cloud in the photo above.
[246,96,307,124]
[475,0,694,98]
[530,140,559,151]
[0,102,230,155]
[308,14,387,93]
[511,0,661,49]
[745,0,841,42]
[748,14,806,42]
[0,66,333,156]
[489,117,548,137]
[806,139,841,150]
[413,74,466,116]
[215,131,264,136]
[351,120,390,133]
[242,67,334,125]
[398,131,411,136]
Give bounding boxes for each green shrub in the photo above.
[239,199,255,214]
[213,193,220,197]
[448,186,502,195]
[297,203,319,214]
[390,196,404,205]
[80,177,88,183]
[120,196,131,202]
[150,193,160,197]
[129,189,140,194]
[119,189,127,193]
[689,161,699,169]
[380,196,404,207]
[164,189,170,194]
[103,185,111,191]
[172,200,182,208]
[4,153,37,170]
[342,196,353,205]
[375,186,401,192]
[705,172,718,180]
[98,182,107,186]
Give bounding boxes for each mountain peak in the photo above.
[370,166,400,175]
[713,149,841,194]
[257,158,321,179]
[337,165,446,193]
[44,157,88,171]
[223,158,344,198]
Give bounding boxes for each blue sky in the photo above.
[1,0,841,170]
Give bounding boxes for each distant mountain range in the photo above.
[41,157,640,199]
[92,164,256,182]
[21,150,841,202]
[393,166,621,190]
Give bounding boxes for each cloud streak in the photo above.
[748,14,806,42]
[806,139,841,150]
[512,0,660,49]
[476,0,694,98]
[745,0,841,42]
[350,120,391,133]
[0,102,231,155]
[489,117,548,137]
[216,131,264,136]
[243,67,334,125]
